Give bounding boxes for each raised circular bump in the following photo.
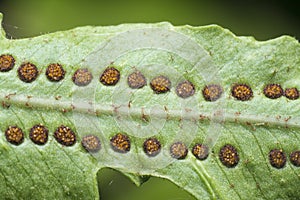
[284,88,299,100]
[143,137,161,157]
[127,71,147,89]
[175,80,195,98]
[29,124,49,145]
[46,63,65,82]
[269,149,286,169]
[202,84,223,101]
[192,143,209,160]
[81,135,101,153]
[290,150,300,167]
[0,54,15,72]
[231,83,253,101]
[5,125,24,145]
[150,75,171,94]
[110,133,131,153]
[219,144,239,168]
[53,125,76,146]
[18,62,39,83]
[170,142,188,160]
[263,83,283,99]
[99,67,120,86]
[72,68,93,86]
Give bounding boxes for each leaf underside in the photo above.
[0,12,299,200]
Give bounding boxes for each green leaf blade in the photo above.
[0,13,299,200]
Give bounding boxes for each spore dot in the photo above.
[0,54,15,72]
[269,149,286,169]
[54,125,76,146]
[231,83,253,101]
[127,71,147,89]
[219,144,239,168]
[263,84,283,99]
[143,138,161,157]
[284,88,299,100]
[18,62,39,83]
[176,80,195,98]
[202,84,223,101]
[192,143,209,160]
[29,124,49,145]
[150,75,171,94]
[99,67,120,86]
[81,135,101,153]
[110,133,131,153]
[5,125,24,145]
[46,63,65,82]
[72,68,93,86]
[170,142,188,159]
[290,150,300,167]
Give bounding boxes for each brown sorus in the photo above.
[150,75,171,94]
[29,124,49,145]
[53,125,76,146]
[81,135,101,153]
[99,67,120,86]
[263,83,283,99]
[72,68,93,86]
[110,133,131,153]
[192,143,209,160]
[176,80,195,98]
[127,71,147,89]
[170,142,188,159]
[219,144,239,168]
[46,63,65,82]
[5,125,24,145]
[143,137,161,157]
[0,54,15,72]
[269,149,286,169]
[18,62,39,83]
[231,83,253,101]
[290,150,300,167]
[284,88,299,100]
[202,84,223,101]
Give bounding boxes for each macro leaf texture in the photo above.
[0,12,300,200]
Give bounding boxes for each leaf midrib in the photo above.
[2,92,300,130]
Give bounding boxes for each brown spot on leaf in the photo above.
[231,83,253,101]
[46,63,65,82]
[5,125,24,145]
[219,144,239,168]
[202,84,223,101]
[100,67,120,86]
[170,142,188,159]
[54,125,76,146]
[143,138,161,157]
[150,75,171,94]
[269,149,286,169]
[127,71,146,89]
[0,54,15,72]
[263,84,283,99]
[18,62,39,83]
[110,133,131,153]
[81,135,101,153]
[72,68,93,86]
[176,80,195,98]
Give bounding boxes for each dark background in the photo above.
[0,1,299,200]
[0,0,299,40]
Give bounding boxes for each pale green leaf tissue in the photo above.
[0,12,299,200]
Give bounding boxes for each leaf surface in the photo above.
[0,13,299,200]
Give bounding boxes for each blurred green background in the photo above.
[0,0,299,40]
[0,1,299,200]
